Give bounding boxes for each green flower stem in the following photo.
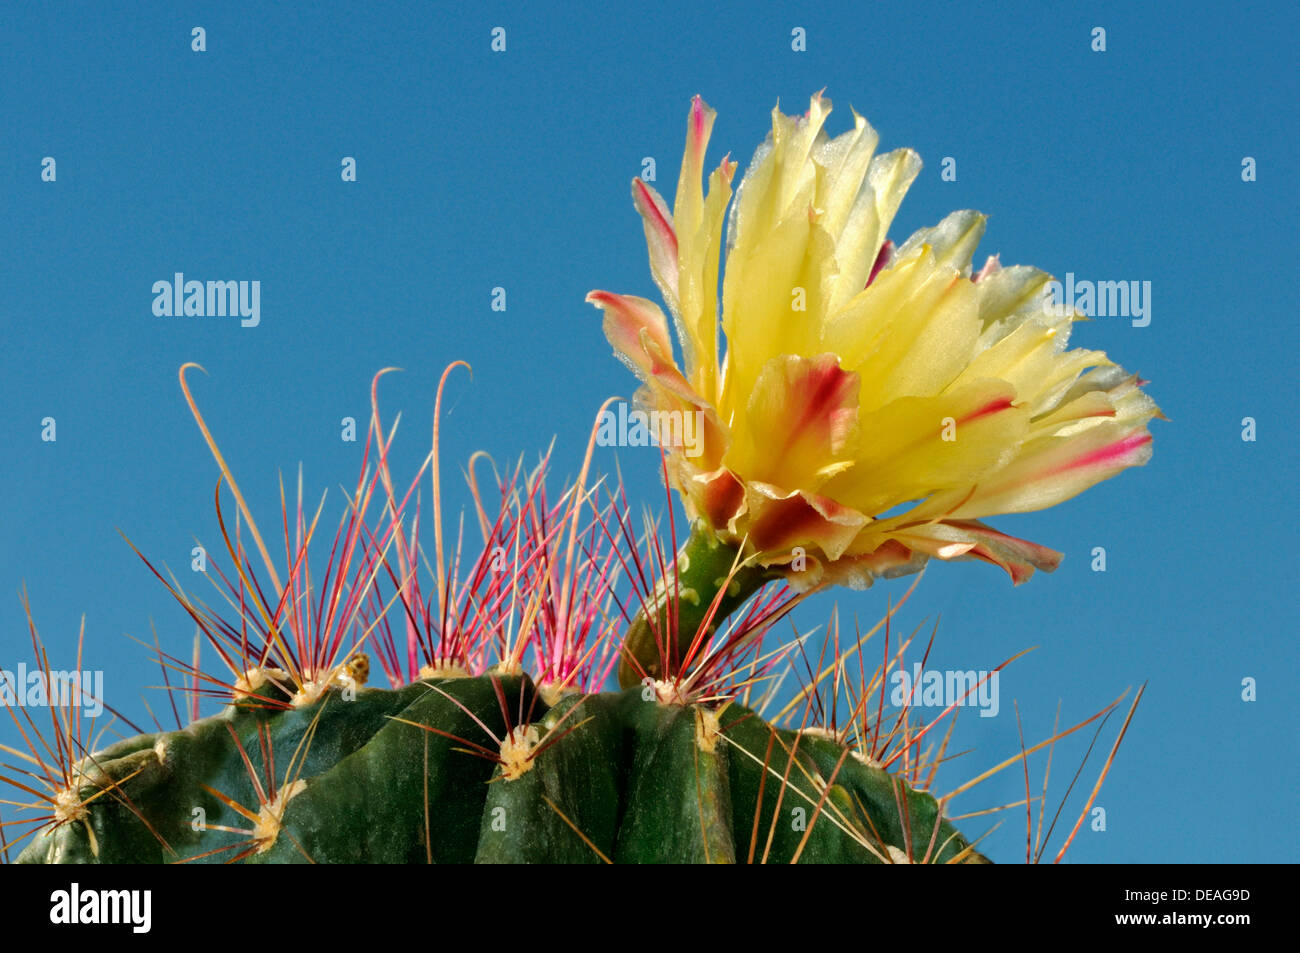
[616,524,770,689]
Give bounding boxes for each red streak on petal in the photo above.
[946,520,1064,572]
[865,240,893,288]
[691,96,706,141]
[749,494,827,552]
[969,545,1035,584]
[587,290,671,361]
[781,358,857,455]
[586,290,621,311]
[699,470,744,528]
[688,95,710,164]
[633,179,679,254]
[1050,431,1152,476]
[958,395,1016,425]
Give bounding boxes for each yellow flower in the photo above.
[588,94,1161,591]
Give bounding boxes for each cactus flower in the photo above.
[588,93,1161,598]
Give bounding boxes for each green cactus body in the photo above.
[18,675,980,865]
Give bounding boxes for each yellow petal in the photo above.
[825,148,923,314]
[829,262,985,411]
[679,157,735,401]
[824,379,1027,517]
[947,420,1154,518]
[720,186,825,413]
[725,353,860,491]
[631,178,679,318]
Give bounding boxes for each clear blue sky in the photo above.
[2,1,1295,863]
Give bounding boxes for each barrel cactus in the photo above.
[12,672,985,864]
[3,93,1156,865]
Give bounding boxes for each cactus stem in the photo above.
[617,524,771,688]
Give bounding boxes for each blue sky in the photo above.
[2,1,1295,862]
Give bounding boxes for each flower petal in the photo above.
[825,148,922,313]
[587,291,675,383]
[679,464,746,529]
[631,178,679,318]
[894,209,988,278]
[726,353,860,491]
[824,379,1027,517]
[948,420,1154,518]
[741,482,870,563]
[888,519,1062,584]
[679,156,735,400]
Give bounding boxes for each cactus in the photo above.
[3,365,1006,865]
[1,366,1140,865]
[13,673,983,864]
[3,94,1155,866]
